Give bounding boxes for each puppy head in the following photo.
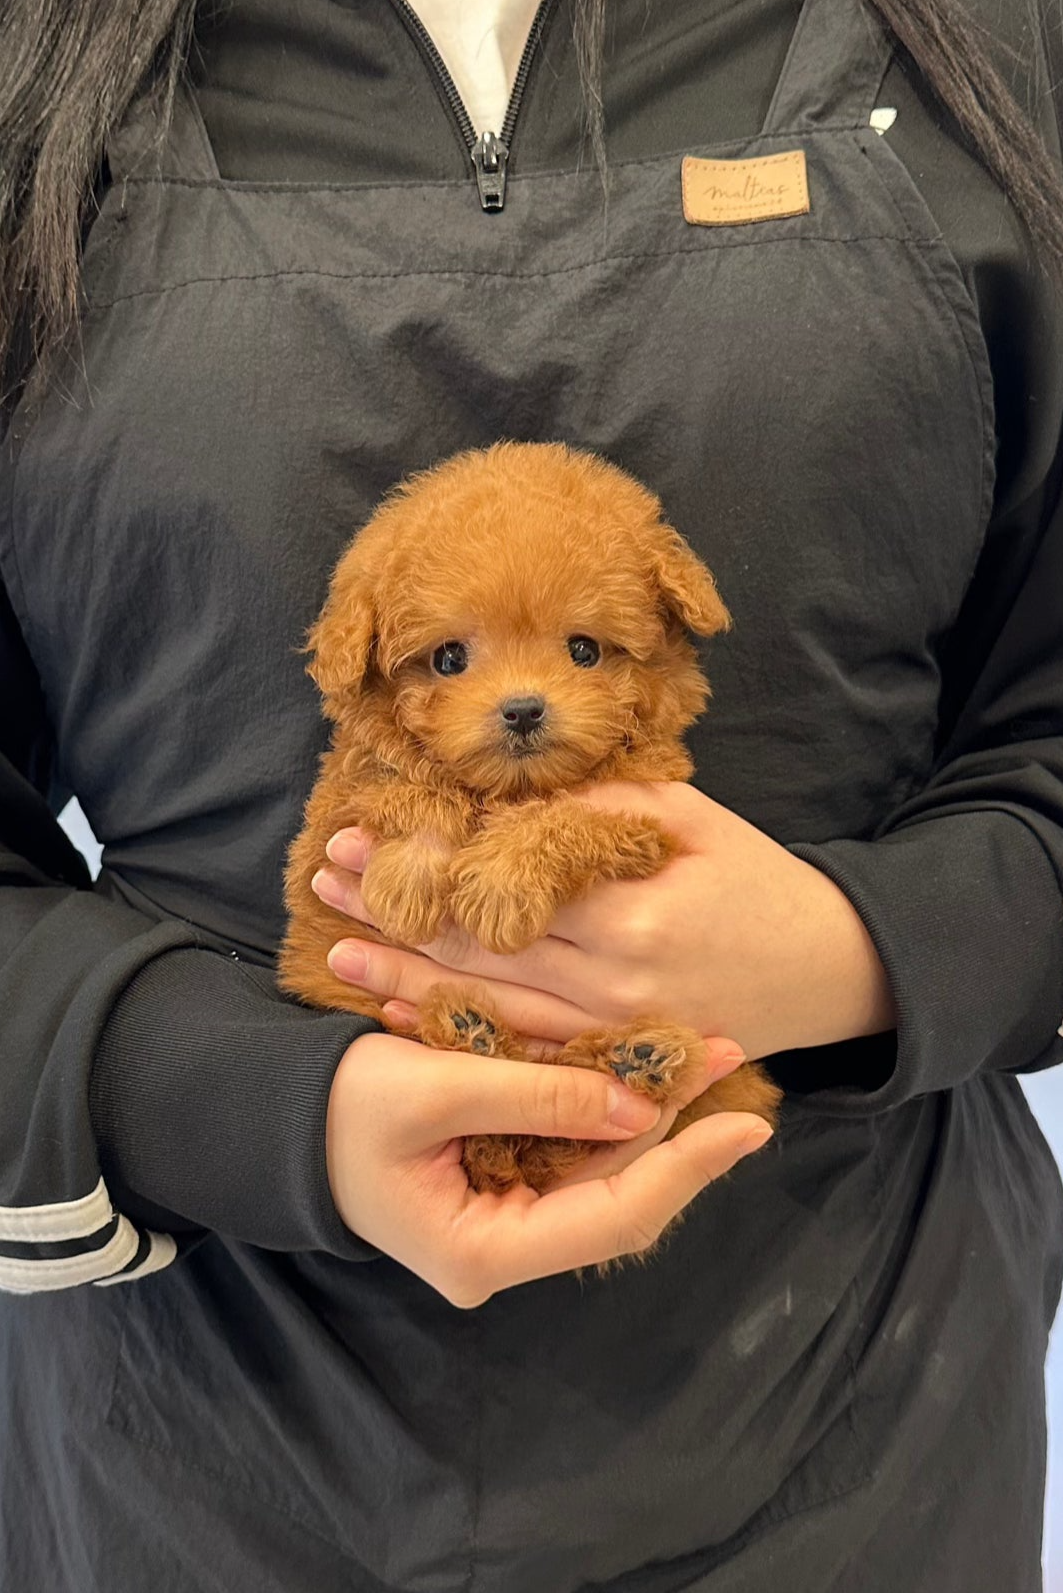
[308,442,730,796]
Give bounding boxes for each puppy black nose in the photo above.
[500,696,547,737]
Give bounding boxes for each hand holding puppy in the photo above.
[323,1029,773,1307]
[320,779,896,1063]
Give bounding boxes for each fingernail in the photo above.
[738,1123,773,1156]
[326,830,367,871]
[705,1041,747,1077]
[327,943,368,982]
[383,1000,418,1029]
[311,869,349,910]
[606,1086,662,1134]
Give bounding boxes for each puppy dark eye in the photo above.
[432,641,469,676]
[567,635,600,668]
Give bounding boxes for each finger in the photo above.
[419,920,594,1009]
[395,1051,665,1148]
[448,1113,774,1295]
[379,1002,744,1092]
[538,874,668,946]
[380,1006,567,1062]
[520,1035,565,1061]
[409,904,597,1003]
[312,865,377,927]
[317,859,660,1011]
[570,780,706,840]
[314,852,647,973]
[320,862,598,995]
[329,937,597,1044]
[325,828,373,872]
[380,999,419,1032]
[543,1104,682,1189]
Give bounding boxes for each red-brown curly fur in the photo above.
[279,442,780,1195]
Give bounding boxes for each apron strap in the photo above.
[762,0,894,135]
[105,78,220,185]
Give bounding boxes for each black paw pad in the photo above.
[610,1042,666,1087]
[452,1009,494,1034]
[451,1010,496,1054]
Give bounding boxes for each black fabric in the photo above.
[187,0,1063,508]
[186,0,799,179]
[90,949,379,1254]
[1,0,1063,1587]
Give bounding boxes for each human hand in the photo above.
[313,782,895,1060]
[326,1029,772,1305]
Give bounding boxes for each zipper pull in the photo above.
[471,131,509,211]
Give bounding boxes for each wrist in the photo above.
[784,857,897,1050]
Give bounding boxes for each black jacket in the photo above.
[1,1,1062,1588]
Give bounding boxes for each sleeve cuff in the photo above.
[782,807,1063,1113]
[90,945,382,1261]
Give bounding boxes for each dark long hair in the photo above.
[2,0,1063,414]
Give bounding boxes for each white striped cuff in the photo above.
[0,1179,178,1293]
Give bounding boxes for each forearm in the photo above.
[2,834,381,1290]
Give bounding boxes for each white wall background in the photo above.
[1022,1069,1063,1593]
[57,797,1063,1589]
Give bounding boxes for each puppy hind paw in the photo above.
[610,1041,668,1084]
[608,1038,694,1099]
[561,1023,706,1106]
[449,1008,497,1055]
[418,1004,499,1055]
[416,984,525,1059]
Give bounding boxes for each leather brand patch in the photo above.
[682,151,810,226]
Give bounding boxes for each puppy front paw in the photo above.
[360,840,449,947]
[448,872,552,955]
[598,814,677,879]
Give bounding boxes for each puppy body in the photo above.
[279,442,781,1195]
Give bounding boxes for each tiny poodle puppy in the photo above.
[279,441,781,1194]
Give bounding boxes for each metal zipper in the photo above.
[390,0,556,212]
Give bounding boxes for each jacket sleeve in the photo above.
[782,453,1063,1113]
[0,578,381,1292]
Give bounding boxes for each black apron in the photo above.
[2,0,1059,1588]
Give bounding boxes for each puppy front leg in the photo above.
[448,797,678,955]
[360,836,453,948]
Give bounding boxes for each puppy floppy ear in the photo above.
[651,523,732,637]
[303,536,380,704]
